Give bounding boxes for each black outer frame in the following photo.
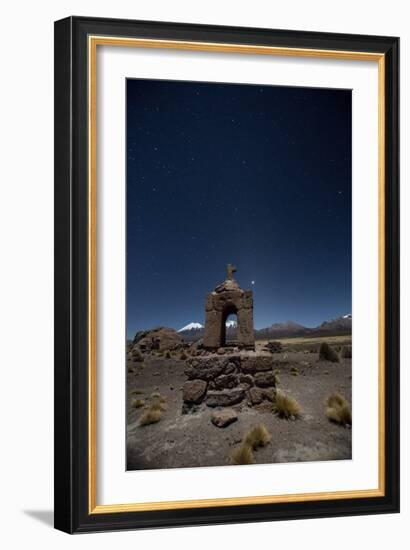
[54,16,400,534]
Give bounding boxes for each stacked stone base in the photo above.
[182,353,277,413]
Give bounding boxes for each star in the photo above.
[251,280,255,285]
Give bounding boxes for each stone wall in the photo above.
[182,353,277,412]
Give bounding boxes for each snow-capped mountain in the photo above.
[179,319,236,333]
[178,322,204,333]
[317,314,352,333]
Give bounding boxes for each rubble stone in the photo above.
[211,409,238,428]
[182,379,207,404]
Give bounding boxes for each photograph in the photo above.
[126,79,353,470]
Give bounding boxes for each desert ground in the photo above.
[127,335,352,470]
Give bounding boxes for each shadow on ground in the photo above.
[23,510,54,527]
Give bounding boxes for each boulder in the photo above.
[224,362,237,375]
[211,409,238,428]
[206,388,245,407]
[213,374,237,390]
[248,387,275,405]
[182,379,207,404]
[254,371,277,388]
[134,327,183,352]
[239,374,254,387]
[241,356,273,374]
[185,357,228,381]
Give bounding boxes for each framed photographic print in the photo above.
[54,16,399,533]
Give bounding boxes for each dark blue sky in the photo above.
[126,79,351,337]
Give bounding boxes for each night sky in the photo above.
[126,79,351,337]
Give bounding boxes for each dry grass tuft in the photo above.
[326,394,346,408]
[149,393,167,411]
[244,424,271,449]
[230,424,272,465]
[290,366,300,376]
[273,390,302,420]
[132,398,145,409]
[341,345,352,359]
[180,351,188,360]
[230,444,254,465]
[150,400,167,412]
[319,342,340,362]
[138,393,167,426]
[139,408,162,426]
[325,394,352,426]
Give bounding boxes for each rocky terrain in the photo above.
[126,329,352,470]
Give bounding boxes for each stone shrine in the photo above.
[203,265,255,350]
[182,266,277,413]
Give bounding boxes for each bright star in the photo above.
[251,280,255,285]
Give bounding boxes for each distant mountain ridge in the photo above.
[255,314,351,339]
[178,314,351,341]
